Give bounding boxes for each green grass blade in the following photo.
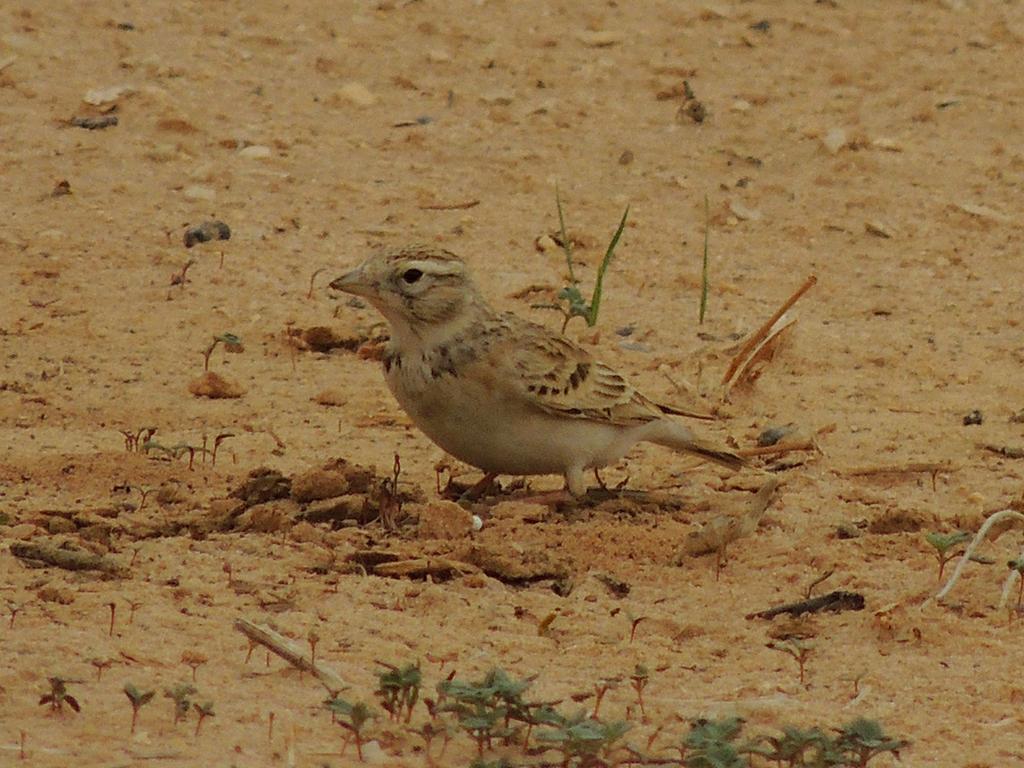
[555,185,577,285]
[699,194,710,324]
[587,205,629,326]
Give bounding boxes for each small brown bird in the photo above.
[331,246,742,496]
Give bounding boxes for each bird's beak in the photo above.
[329,265,374,297]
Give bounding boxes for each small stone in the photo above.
[47,517,77,535]
[156,483,188,506]
[731,99,752,112]
[963,409,984,426]
[188,371,244,399]
[38,585,75,604]
[183,185,216,201]
[618,149,634,165]
[146,143,178,162]
[757,424,796,447]
[821,127,848,154]
[83,84,134,105]
[291,467,351,503]
[864,220,896,239]
[534,234,558,253]
[238,144,272,159]
[836,522,863,540]
[471,515,483,531]
[871,137,903,152]
[235,499,300,533]
[6,523,37,540]
[577,30,624,47]
[427,49,451,62]
[313,389,347,407]
[338,82,378,107]
[728,200,762,221]
[415,501,474,540]
[360,740,389,765]
[289,521,323,544]
[956,202,1010,223]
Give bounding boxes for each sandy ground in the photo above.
[3,0,1024,765]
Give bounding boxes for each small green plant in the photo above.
[680,716,749,768]
[543,187,629,331]
[753,724,834,767]
[165,683,197,725]
[375,661,422,723]
[202,332,244,371]
[925,531,971,580]
[536,712,631,767]
[835,718,909,767]
[325,697,374,761]
[193,701,215,736]
[124,683,155,734]
[768,639,814,685]
[39,677,80,713]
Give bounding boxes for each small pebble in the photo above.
[471,515,483,531]
[183,185,216,201]
[183,220,231,248]
[338,82,378,107]
[238,144,272,159]
[822,127,847,154]
[962,409,983,426]
[758,424,797,446]
[70,115,118,130]
[577,30,624,47]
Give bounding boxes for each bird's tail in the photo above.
[684,443,745,471]
[648,420,745,471]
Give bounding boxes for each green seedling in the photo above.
[202,332,244,371]
[181,651,208,681]
[680,716,750,768]
[536,713,631,768]
[375,661,422,723]
[39,677,80,713]
[629,664,649,720]
[325,697,373,761]
[90,657,113,681]
[540,187,629,331]
[835,718,909,767]
[754,725,833,767]
[193,701,215,736]
[165,683,197,725]
[699,193,710,324]
[768,640,814,685]
[925,531,971,581]
[378,453,405,532]
[438,668,534,752]
[591,676,621,719]
[124,683,155,734]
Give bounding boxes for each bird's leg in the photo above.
[458,472,498,503]
[593,468,609,491]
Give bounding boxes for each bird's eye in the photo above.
[401,268,423,284]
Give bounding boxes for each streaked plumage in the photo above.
[331,246,742,496]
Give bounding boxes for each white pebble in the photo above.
[183,185,216,201]
[239,145,272,159]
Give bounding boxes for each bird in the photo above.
[330,246,743,497]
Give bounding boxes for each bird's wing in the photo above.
[489,314,665,426]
